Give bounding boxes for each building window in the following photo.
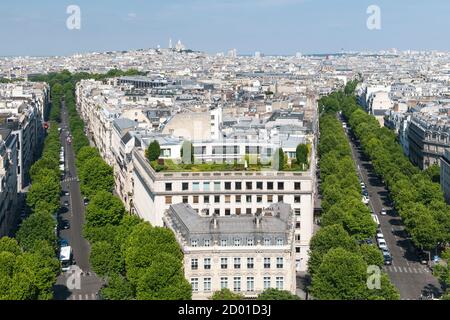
[204,258,211,270]
[257,195,262,203]
[221,258,228,269]
[247,277,255,292]
[236,195,241,203]
[165,183,172,191]
[193,196,199,204]
[225,209,231,216]
[263,277,271,290]
[278,182,284,190]
[264,257,271,269]
[204,195,210,204]
[204,239,210,247]
[276,257,284,268]
[182,182,189,191]
[204,278,211,292]
[191,259,198,270]
[246,208,252,215]
[267,182,274,190]
[246,182,252,190]
[214,182,221,191]
[294,195,301,203]
[296,222,301,229]
[264,238,271,246]
[225,195,231,203]
[234,238,241,246]
[204,182,210,191]
[277,238,284,246]
[267,195,273,203]
[221,239,227,247]
[234,277,241,292]
[247,238,254,246]
[246,195,252,203]
[235,182,242,190]
[296,247,300,253]
[295,182,301,190]
[247,257,254,269]
[182,196,188,204]
[214,195,220,203]
[295,234,301,242]
[295,209,301,216]
[191,278,198,292]
[256,181,263,190]
[214,209,220,215]
[236,208,241,215]
[192,182,200,191]
[234,257,241,269]
[276,277,284,290]
[191,239,198,247]
[220,277,228,289]
[165,196,172,204]
[225,182,232,190]
[278,195,284,202]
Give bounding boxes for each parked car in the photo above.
[376,232,384,240]
[362,189,369,197]
[362,195,370,205]
[377,238,388,250]
[63,200,69,207]
[380,208,387,215]
[383,252,393,265]
[59,220,70,230]
[59,239,69,247]
[83,197,89,206]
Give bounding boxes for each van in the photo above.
[371,214,380,227]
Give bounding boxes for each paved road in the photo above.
[341,115,442,300]
[53,101,103,300]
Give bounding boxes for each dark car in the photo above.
[383,252,393,265]
[59,238,69,247]
[63,200,69,207]
[83,197,89,206]
[60,220,70,230]
[362,189,369,197]
[417,249,429,265]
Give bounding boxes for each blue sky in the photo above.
[0,0,449,56]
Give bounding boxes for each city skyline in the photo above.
[1,0,450,56]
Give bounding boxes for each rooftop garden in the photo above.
[146,140,310,172]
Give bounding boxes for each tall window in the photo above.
[204,239,210,247]
[191,239,198,247]
[193,182,200,191]
[234,277,241,292]
[264,257,271,269]
[165,183,172,191]
[204,195,210,204]
[165,196,172,204]
[214,182,221,191]
[203,182,210,191]
[246,181,252,190]
[234,257,241,269]
[221,239,227,246]
[247,238,254,246]
[256,181,263,190]
[276,277,284,290]
[191,258,198,270]
[277,238,284,246]
[247,277,254,292]
[191,278,198,292]
[234,238,241,246]
[263,276,271,290]
[277,182,284,190]
[235,182,242,190]
[204,258,211,270]
[225,182,232,190]
[267,182,273,190]
[220,277,228,289]
[204,278,211,292]
[295,182,301,190]
[247,257,254,269]
[182,182,189,191]
[264,238,271,246]
[221,257,228,269]
[276,257,284,268]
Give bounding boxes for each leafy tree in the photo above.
[211,288,244,300]
[90,241,124,277]
[79,157,114,196]
[76,146,100,168]
[359,244,384,267]
[100,274,135,300]
[272,148,285,171]
[180,140,194,164]
[257,288,300,300]
[310,248,369,300]
[145,140,161,162]
[26,174,60,213]
[16,213,57,252]
[296,144,309,165]
[85,191,125,227]
[0,237,22,256]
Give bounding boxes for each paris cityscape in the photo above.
[0,0,449,308]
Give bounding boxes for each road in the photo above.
[341,115,442,300]
[53,101,104,300]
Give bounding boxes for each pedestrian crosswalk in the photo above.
[69,293,98,300]
[63,177,78,182]
[384,265,431,274]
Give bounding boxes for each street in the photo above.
[341,115,442,300]
[53,101,103,300]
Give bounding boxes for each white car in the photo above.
[362,195,370,205]
[376,232,384,240]
[380,208,387,215]
[377,238,388,250]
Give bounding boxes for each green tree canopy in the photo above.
[257,288,300,300]
[146,140,161,162]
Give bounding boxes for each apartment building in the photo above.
[163,202,297,299]
[0,128,18,237]
[132,147,315,272]
[440,148,450,204]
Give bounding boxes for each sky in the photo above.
[0,0,449,56]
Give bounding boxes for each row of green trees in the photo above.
[307,86,399,299]
[211,288,300,300]
[42,70,192,300]
[0,84,64,299]
[337,84,450,254]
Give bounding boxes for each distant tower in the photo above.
[255,51,261,59]
[169,38,173,49]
